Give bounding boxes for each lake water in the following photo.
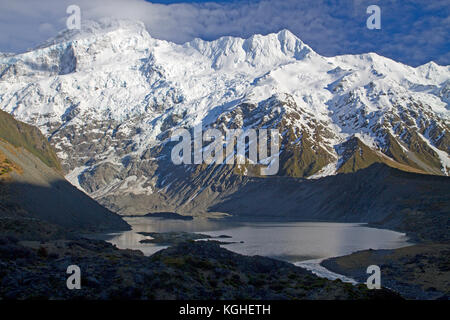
[99,217,412,270]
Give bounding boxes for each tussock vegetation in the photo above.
[0,149,22,178]
[0,110,60,171]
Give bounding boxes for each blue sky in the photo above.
[147,0,236,3]
[0,0,448,67]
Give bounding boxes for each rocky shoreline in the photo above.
[321,243,449,300]
[138,231,236,245]
[319,197,450,300]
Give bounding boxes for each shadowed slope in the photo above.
[210,163,450,242]
[0,113,129,232]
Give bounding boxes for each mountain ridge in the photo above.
[0,18,448,215]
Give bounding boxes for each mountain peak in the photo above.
[185,28,314,70]
[276,29,298,41]
[34,18,149,50]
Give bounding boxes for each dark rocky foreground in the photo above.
[0,218,400,300]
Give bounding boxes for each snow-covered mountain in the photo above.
[1,19,449,214]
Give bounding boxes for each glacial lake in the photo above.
[97,217,412,277]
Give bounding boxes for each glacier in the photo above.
[0,18,449,214]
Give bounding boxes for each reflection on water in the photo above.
[98,217,412,262]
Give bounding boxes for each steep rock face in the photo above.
[0,111,129,232]
[0,18,448,214]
